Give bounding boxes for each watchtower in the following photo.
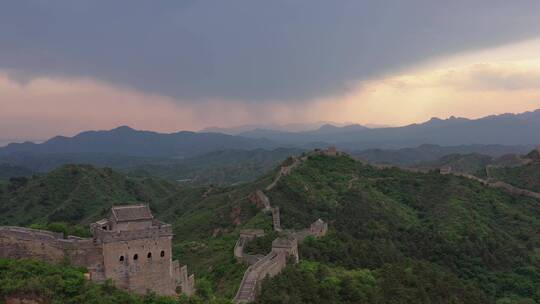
[91,205,193,296]
[271,237,299,264]
[310,219,328,238]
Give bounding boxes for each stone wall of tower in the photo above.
[100,233,176,295]
[112,219,154,232]
[63,237,106,281]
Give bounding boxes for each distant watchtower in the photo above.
[272,237,299,264]
[310,219,328,238]
[91,205,194,296]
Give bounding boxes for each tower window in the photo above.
[160,250,165,257]
[119,256,124,262]
[133,254,138,260]
[147,252,152,258]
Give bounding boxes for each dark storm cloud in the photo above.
[1,0,540,102]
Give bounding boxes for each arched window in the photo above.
[147,252,152,258]
[133,254,138,260]
[160,250,165,257]
[119,256,124,262]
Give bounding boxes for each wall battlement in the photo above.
[0,226,67,264]
[0,226,64,241]
[91,222,173,243]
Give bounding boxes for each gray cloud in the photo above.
[1,0,540,102]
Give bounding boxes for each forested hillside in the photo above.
[415,153,495,175]
[487,149,540,193]
[355,144,532,166]
[1,152,539,303]
[0,148,301,186]
[127,148,304,185]
[0,164,179,226]
[258,153,540,303]
[0,164,34,180]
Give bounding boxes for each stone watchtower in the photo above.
[271,237,299,264]
[310,219,328,238]
[91,205,194,296]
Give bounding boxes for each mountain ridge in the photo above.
[2,110,540,158]
[240,109,540,148]
[0,126,276,158]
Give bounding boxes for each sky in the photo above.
[2,1,540,142]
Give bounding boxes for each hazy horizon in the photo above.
[2,107,540,146]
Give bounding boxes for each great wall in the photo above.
[232,220,327,304]
[375,161,540,200]
[439,167,540,200]
[232,149,332,304]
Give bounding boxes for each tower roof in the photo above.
[111,204,153,222]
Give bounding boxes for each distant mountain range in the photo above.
[200,121,355,134]
[238,123,369,145]
[0,126,275,158]
[238,110,540,149]
[1,110,540,179]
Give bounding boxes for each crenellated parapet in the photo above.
[91,220,173,243]
[234,229,266,265]
[173,262,196,296]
